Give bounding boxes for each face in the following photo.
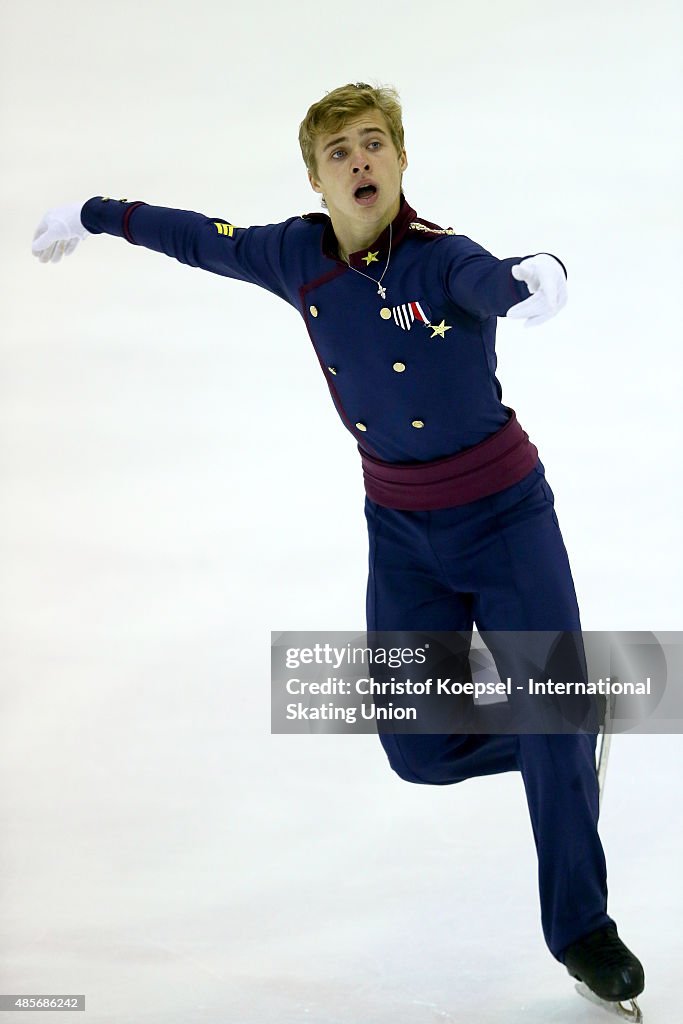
[308,110,408,230]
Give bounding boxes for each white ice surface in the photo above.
[0,672,679,1024]
[3,1,682,1020]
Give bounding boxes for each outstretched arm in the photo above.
[440,233,568,327]
[32,196,301,307]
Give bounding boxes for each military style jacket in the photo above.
[80,192,566,464]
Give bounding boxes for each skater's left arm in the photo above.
[440,234,567,326]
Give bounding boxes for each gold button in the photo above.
[118,198,128,202]
[356,422,367,432]
[393,362,406,373]
[101,196,110,202]
[309,305,318,317]
[380,307,392,320]
[411,420,425,429]
[328,366,337,375]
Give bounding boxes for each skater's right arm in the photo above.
[31,197,302,306]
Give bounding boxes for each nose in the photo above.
[351,148,371,173]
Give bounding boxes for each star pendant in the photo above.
[363,250,380,265]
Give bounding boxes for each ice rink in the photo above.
[2,1,681,1021]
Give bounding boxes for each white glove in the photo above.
[32,201,91,264]
[507,253,568,327]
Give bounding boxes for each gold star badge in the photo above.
[363,250,380,265]
[429,320,452,339]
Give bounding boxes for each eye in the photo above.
[331,149,345,160]
[368,140,381,149]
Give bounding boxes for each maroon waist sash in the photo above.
[359,410,539,511]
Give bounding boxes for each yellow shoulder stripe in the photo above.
[213,221,238,237]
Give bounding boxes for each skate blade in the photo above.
[575,981,643,1022]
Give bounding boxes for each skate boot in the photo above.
[563,924,644,1021]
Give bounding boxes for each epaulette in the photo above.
[408,218,456,237]
[300,212,329,223]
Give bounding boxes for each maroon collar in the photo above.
[318,192,417,267]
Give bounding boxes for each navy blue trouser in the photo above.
[364,461,615,959]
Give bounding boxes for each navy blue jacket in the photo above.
[80,192,566,463]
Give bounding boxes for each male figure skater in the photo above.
[32,81,644,1014]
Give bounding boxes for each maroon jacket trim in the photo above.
[122,201,147,244]
[359,409,539,510]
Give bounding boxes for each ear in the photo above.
[308,169,322,194]
[399,148,408,173]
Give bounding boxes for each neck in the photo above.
[332,193,402,262]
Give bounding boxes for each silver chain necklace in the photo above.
[341,222,393,300]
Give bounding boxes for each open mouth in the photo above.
[354,183,378,205]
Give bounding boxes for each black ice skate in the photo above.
[562,925,644,1022]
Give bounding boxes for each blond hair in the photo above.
[298,81,405,180]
